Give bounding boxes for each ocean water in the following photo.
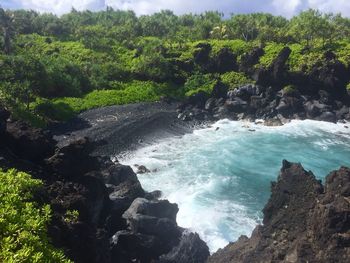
[119,120,350,253]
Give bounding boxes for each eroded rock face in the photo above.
[208,161,350,263]
[0,106,9,136]
[5,121,55,164]
[214,47,238,73]
[0,117,209,263]
[111,198,210,262]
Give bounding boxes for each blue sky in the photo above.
[1,0,350,17]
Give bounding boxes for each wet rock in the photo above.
[276,96,303,118]
[211,81,228,99]
[145,190,162,200]
[336,106,350,120]
[304,100,330,119]
[205,98,217,111]
[317,111,336,123]
[135,164,151,174]
[224,98,248,113]
[232,84,262,101]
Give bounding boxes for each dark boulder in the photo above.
[214,47,238,73]
[193,43,211,65]
[187,91,210,109]
[104,163,145,235]
[123,198,179,223]
[231,84,263,101]
[205,98,217,111]
[102,163,138,185]
[254,47,291,88]
[158,231,210,263]
[45,137,99,179]
[211,81,228,99]
[224,98,248,113]
[239,47,264,74]
[111,230,163,262]
[5,121,55,164]
[0,106,9,136]
[135,164,151,174]
[111,198,183,262]
[317,111,337,123]
[309,53,349,100]
[276,96,303,118]
[335,106,350,120]
[304,100,331,119]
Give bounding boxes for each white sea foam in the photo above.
[119,120,350,253]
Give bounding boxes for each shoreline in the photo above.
[51,101,209,156]
[51,102,350,255]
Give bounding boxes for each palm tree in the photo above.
[0,8,15,54]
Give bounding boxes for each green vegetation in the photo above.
[221,72,255,90]
[1,8,350,126]
[0,169,70,262]
[184,74,217,96]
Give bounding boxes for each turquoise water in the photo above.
[120,120,350,252]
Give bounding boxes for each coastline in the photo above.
[51,101,209,156]
[50,101,350,254]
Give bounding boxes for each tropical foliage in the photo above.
[0,169,70,262]
[1,7,350,125]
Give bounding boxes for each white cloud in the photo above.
[308,0,350,14]
[272,0,304,17]
[2,0,350,17]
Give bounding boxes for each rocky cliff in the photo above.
[208,160,350,263]
[0,106,209,263]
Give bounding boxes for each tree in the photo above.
[0,8,15,54]
[288,9,333,48]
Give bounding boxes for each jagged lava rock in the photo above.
[208,160,350,263]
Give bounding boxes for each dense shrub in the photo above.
[258,42,285,67]
[0,169,70,262]
[220,72,255,90]
[184,73,217,96]
[33,81,179,121]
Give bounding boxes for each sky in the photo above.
[1,0,350,18]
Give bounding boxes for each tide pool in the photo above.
[119,120,350,252]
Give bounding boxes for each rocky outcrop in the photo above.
[0,118,209,263]
[214,47,238,73]
[5,120,56,164]
[308,52,350,101]
[178,47,350,123]
[0,106,9,136]
[254,47,292,88]
[208,161,350,263]
[239,47,264,74]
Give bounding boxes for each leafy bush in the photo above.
[184,73,217,96]
[220,72,255,90]
[0,169,70,262]
[288,43,323,72]
[258,42,285,67]
[33,81,178,121]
